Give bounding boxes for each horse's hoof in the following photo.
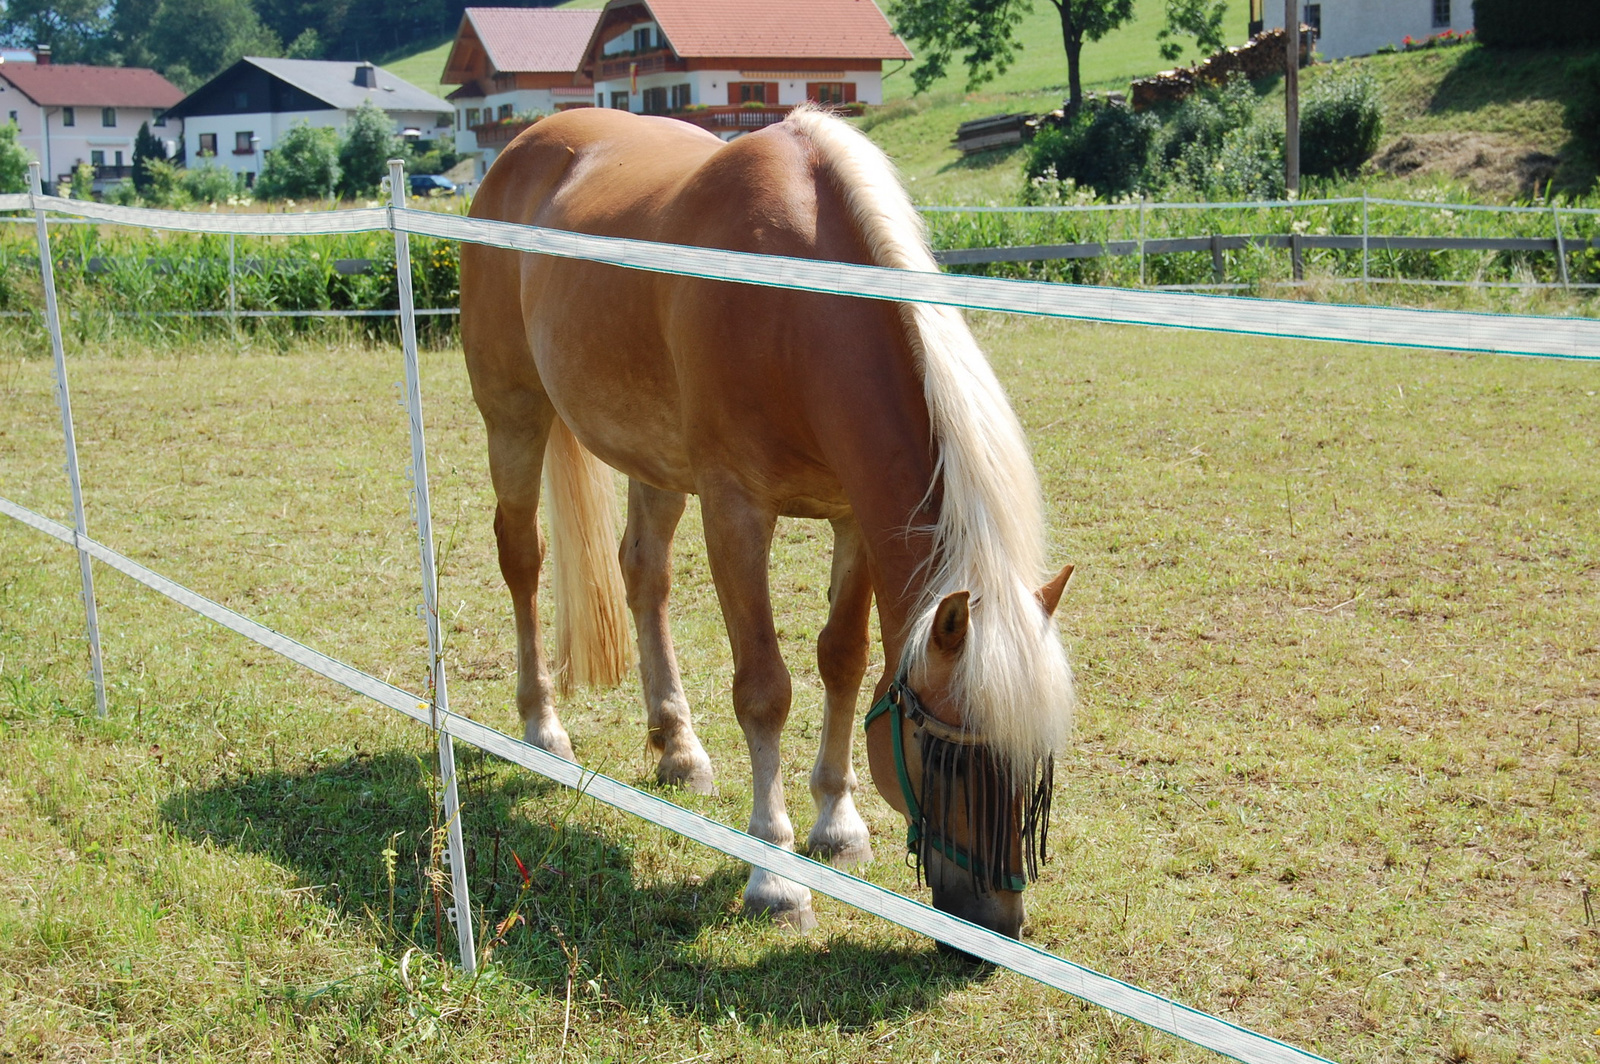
[523,722,576,762]
[809,838,874,869]
[656,751,715,795]
[743,869,816,931]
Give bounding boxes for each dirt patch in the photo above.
[1371,132,1560,198]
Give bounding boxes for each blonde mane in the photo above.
[785,107,1075,771]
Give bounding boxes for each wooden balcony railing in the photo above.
[471,119,537,148]
[669,103,864,133]
[597,50,686,80]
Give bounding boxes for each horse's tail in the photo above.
[543,417,634,693]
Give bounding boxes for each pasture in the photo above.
[0,316,1596,1063]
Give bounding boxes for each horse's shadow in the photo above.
[160,746,982,1029]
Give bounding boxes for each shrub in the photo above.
[69,162,95,201]
[257,123,340,200]
[132,122,169,194]
[183,160,243,204]
[1156,74,1284,200]
[338,100,396,199]
[1474,0,1600,48]
[1024,100,1159,199]
[1300,68,1382,177]
[0,122,30,194]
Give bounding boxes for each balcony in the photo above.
[669,103,864,134]
[471,119,538,148]
[597,49,686,81]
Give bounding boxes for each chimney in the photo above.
[35,44,51,65]
[354,62,377,88]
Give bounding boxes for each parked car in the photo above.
[409,174,456,197]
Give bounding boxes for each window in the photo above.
[669,83,692,110]
[596,93,604,107]
[610,91,629,110]
[437,112,450,128]
[198,132,217,155]
[90,150,105,166]
[235,130,254,153]
[641,87,667,114]
[809,82,847,105]
[62,106,75,127]
[728,82,776,106]
[498,103,513,120]
[6,110,15,126]
[466,108,479,126]
[153,111,166,127]
[114,150,123,167]
[1304,3,1321,38]
[102,107,116,127]
[634,26,654,51]
[1432,0,1450,27]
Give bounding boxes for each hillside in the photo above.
[380,1,1593,205]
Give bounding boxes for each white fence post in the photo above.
[30,162,107,718]
[228,232,238,333]
[388,160,477,974]
[1361,192,1370,285]
[1552,204,1570,290]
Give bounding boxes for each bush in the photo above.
[1300,68,1382,177]
[68,162,95,201]
[132,122,168,194]
[0,122,30,194]
[1155,74,1284,200]
[183,160,244,204]
[1474,0,1600,48]
[257,123,340,200]
[338,100,396,199]
[1024,100,1159,199]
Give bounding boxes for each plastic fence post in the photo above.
[228,232,237,333]
[29,162,107,718]
[1137,198,1146,287]
[388,159,477,974]
[1553,205,1570,290]
[1361,192,1370,285]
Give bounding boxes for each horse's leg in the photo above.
[620,478,714,793]
[486,403,574,759]
[805,516,875,867]
[699,485,815,930]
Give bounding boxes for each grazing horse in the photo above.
[460,106,1074,938]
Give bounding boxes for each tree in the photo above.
[0,123,32,195]
[144,0,281,90]
[891,0,1134,112]
[285,28,322,58]
[337,100,396,199]
[132,121,168,193]
[255,123,339,200]
[0,0,110,64]
[1157,0,1228,63]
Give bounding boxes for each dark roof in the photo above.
[168,57,451,118]
[0,62,184,108]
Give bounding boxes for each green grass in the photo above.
[382,36,457,102]
[2,315,1598,1061]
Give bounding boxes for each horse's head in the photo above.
[865,565,1074,940]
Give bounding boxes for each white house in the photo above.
[0,46,185,191]
[1254,0,1474,59]
[576,0,912,142]
[165,57,453,186]
[441,7,600,171]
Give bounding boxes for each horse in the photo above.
[459,105,1075,938]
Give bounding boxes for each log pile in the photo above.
[1130,27,1309,111]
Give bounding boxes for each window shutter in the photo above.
[766,82,780,105]
[728,82,740,105]
[842,82,856,103]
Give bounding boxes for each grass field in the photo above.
[2,309,1597,1061]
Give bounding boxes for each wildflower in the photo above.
[512,850,531,888]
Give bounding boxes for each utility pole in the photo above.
[1285,0,1300,195]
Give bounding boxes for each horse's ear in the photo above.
[1035,563,1075,618]
[929,591,970,655]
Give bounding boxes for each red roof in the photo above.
[0,62,184,108]
[625,0,912,60]
[448,8,601,79]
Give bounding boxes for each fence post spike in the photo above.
[390,158,477,975]
[30,161,107,718]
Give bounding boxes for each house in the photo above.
[0,46,185,191]
[1251,0,1473,59]
[441,7,601,174]
[165,57,453,186]
[580,0,913,140]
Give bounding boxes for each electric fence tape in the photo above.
[16,193,1600,361]
[0,493,1337,1064]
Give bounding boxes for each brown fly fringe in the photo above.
[911,727,1055,895]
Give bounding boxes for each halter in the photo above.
[864,670,1052,894]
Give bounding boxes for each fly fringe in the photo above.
[543,417,633,693]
